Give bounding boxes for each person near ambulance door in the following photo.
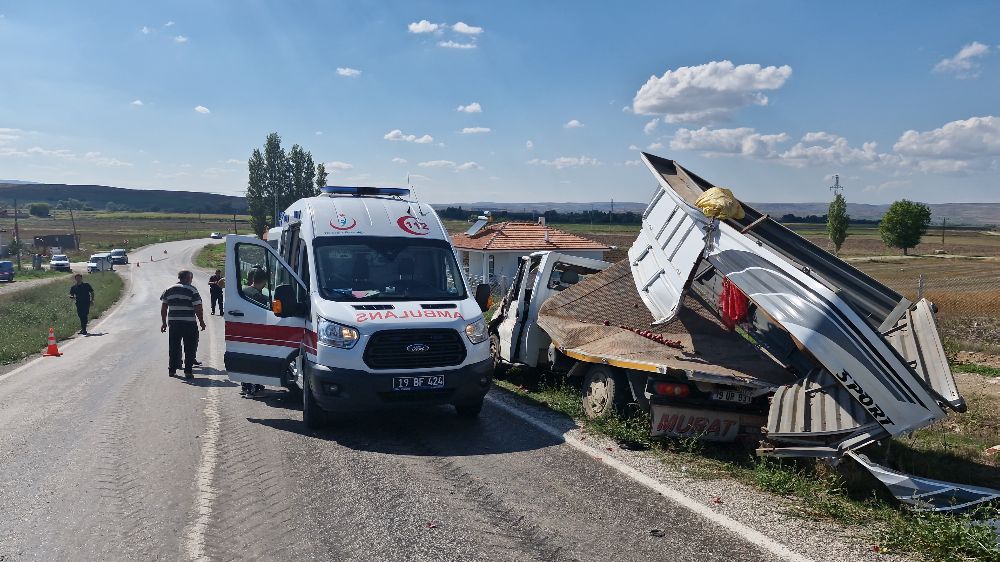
[160,270,207,379]
[208,269,224,315]
[241,268,269,306]
[69,274,95,335]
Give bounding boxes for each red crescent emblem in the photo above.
[330,216,357,231]
[397,216,430,235]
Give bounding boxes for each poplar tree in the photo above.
[315,162,328,195]
[827,192,849,255]
[246,150,268,237]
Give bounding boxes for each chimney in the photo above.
[544,228,549,243]
[538,217,545,227]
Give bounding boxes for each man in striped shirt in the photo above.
[160,270,207,378]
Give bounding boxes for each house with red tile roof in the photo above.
[451,219,610,283]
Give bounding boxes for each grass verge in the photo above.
[495,370,1000,562]
[195,243,225,270]
[3,269,71,282]
[953,362,1000,378]
[0,271,124,364]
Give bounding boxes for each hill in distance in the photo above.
[0,182,246,214]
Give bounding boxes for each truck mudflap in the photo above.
[848,451,1000,513]
[650,404,764,442]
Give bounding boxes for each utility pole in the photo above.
[609,198,614,226]
[828,174,843,195]
[69,208,79,250]
[941,217,947,246]
[12,198,21,270]
[233,213,238,234]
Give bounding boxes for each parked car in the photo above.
[50,254,72,272]
[0,260,14,282]
[87,253,114,273]
[109,248,129,265]
[210,232,223,239]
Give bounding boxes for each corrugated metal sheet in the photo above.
[767,368,874,437]
[885,299,964,410]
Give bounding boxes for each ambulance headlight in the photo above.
[318,318,360,349]
[465,318,488,344]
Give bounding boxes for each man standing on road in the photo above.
[208,269,224,315]
[160,270,207,379]
[69,274,95,335]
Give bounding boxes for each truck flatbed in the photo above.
[537,260,794,388]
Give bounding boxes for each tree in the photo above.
[315,162,328,195]
[263,132,290,226]
[28,202,50,217]
[826,192,849,255]
[303,152,316,198]
[879,199,932,255]
[57,198,84,210]
[246,149,268,237]
[7,237,24,269]
[288,144,312,202]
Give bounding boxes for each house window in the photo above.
[488,254,495,276]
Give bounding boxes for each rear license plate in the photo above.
[711,390,753,404]
[392,375,444,391]
[650,405,742,442]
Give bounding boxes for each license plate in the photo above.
[711,390,753,404]
[392,375,445,391]
[650,405,743,441]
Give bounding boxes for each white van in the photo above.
[86,253,114,273]
[223,186,494,428]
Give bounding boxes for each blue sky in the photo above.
[1,1,998,204]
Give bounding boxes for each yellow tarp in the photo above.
[695,187,745,220]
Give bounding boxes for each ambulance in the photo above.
[223,186,494,428]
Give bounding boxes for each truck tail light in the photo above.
[653,382,690,398]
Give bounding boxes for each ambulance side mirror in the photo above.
[475,283,492,312]
[273,284,305,318]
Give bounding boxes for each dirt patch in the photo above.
[956,351,1000,369]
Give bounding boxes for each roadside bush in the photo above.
[28,202,51,217]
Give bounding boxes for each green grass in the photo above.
[0,272,124,364]
[195,243,225,270]
[3,268,71,281]
[495,369,1000,562]
[952,362,1000,378]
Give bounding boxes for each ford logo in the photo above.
[406,343,430,353]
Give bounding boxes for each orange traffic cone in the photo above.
[43,327,62,357]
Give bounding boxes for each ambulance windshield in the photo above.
[314,236,467,302]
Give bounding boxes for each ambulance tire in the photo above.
[581,365,629,420]
[302,374,330,429]
[454,398,484,419]
[489,333,508,379]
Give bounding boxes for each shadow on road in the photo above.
[82,332,106,337]
[246,401,572,458]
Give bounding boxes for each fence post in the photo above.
[917,274,924,300]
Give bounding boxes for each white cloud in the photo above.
[384,129,434,143]
[628,144,639,151]
[622,105,632,113]
[893,115,1000,173]
[453,22,483,35]
[325,161,353,170]
[460,127,491,134]
[632,60,792,123]
[418,160,456,168]
[526,140,534,149]
[456,102,482,113]
[130,99,144,107]
[933,42,991,78]
[141,26,150,35]
[647,142,664,150]
[164,21,175,27]
[671,127,789,158]
[438,40,476,49]
[527,155,600,169]
[392,157,407,164]
[408,20,440,33]
[0,128,21,144]
[173,35,188,43]
[643,118,659,135]
[336,67,361,77]
[3,146,132,167]
[315,131,323,136]
[194,105,210,114]
[864,179,911,192]
[624,160,641,166]
[456,161,482,171]
[564,119,584,129]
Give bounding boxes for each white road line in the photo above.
[183,382,222,562]
[485,394,816,562]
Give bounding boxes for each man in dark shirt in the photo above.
[160,270,207,378]
[208,269,224,315]
[69,274,95,335]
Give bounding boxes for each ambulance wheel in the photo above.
[489,333,507,378]
[454,398,484,419]
[302,374,330,429]
[582,365,629,419]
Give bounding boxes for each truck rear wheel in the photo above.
[302,374,330,429]
[489,333,508,378]
[582,365,629,419]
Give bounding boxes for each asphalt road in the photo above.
[0,238,829,562]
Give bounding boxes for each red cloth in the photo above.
[719,277,749,329]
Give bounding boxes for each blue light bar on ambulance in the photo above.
[321,186,411,197]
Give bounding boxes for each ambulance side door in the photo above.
[223,235,307,386]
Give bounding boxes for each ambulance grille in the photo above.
[363,329,466,370]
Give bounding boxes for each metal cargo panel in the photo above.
[767,368,875,438]
[885,299,964,411]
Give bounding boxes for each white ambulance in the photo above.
[223,186,494,428]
